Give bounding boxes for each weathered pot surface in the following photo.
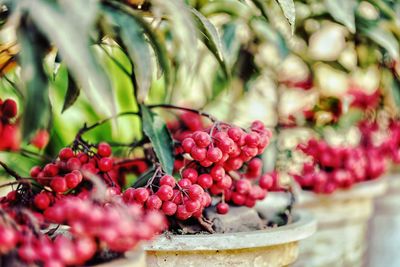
[94,247,146,267]
[145,212,316,267]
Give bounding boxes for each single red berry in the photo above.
[43,163,59,177]
[197,174,213,189]
[190,146,207,161]
[188,184,204,200]
[34,192,51,210]
[176,205,191,220]
[259,174,274,190]
[160,175,176,187]
[97,142,112,157]
[123,188,135,203]
[18,245,37,263]
[217,175,232,189]
[178,178,192,189]
[216,202,229,214]
[206,147,223,162]
[200,159,213,167]
[30,166,41,178]
[65,172,82,189]
[185,200,201,213]
[98,157,113,172]
[30,130,50,149]
[146,195,162,210]
[232,192,246,205]
[50,177,67,193]
[156,185,174,201]
[67,157,81,171]
[182,168,198,183]
[0,226,17,251]
[182,138,195,153]
[228,127,244,142]
[235,179,251,195]
[134,188,150,203]
[210,165,225,182]
[162,201,177,216]
[74,237,96,264]
[2,99,18,118]
[245,198,256,208]
[59,147,74,161]
[193,131,211,148]
[251,120,265,131]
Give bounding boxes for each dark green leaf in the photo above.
[324,0,356,33]
[132,166,156,188]
[26,0,116,116]
[140,105,174,174]
[103,6,152,103]
[275,0,296,34]
[18,26,51,140]
[62,73,80,113]
[191,8,229,78]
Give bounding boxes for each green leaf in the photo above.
[248,0,270,22]
[275,0,296,34]
[132,166,156,188]
[324,0,356,33]
[25,0,116,116]
[200,0,252,18]
[361,26,400,60]
[62,73,80,113]
[140,105,174,174]
[337,109,363,129]
[191,8,229,78]
[18,26,51,140]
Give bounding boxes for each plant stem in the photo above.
[0,161,22,180]
[148,104,218,122]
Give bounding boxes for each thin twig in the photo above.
[0,161,22,180]
[148,104,218,122]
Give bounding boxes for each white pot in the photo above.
[295,179,387,267]
[145,212,316,267]
[367,174,400,267]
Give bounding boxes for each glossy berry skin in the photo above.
[259,174,274,190]
[182,138,195,153]
[134,188,150,203]
[216,203,229,214]
[146,195,162,210]
[188,184,204,200]
[182,168,198,183]
[160,175,176,187]
[156,185,173,201]
[30,130,50,149]
[50,177,67,193]
[206,147,223,162]
[162,201,177,216]
[190,146,207,161]
[193,131,211,148]
[97,142,112,157]
[59,148,74,161]
[98,157,113,172]
[65,172,82,189]
[197,174,213,189]
[34,193,51,210]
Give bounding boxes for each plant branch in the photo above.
[148,104,218,122]
[0,161,22,180]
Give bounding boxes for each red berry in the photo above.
[190,146,207,161]
[50,177,67,193]
[67,157,81,171]
[182,138,195,153]
[97,142,112,157]
[188,184,204,200]
[185,200,201,213]
[206,147,223,162]
[98,157,113,172]
[0,227,17,252]
[197,174,213,189]
[235,179,251,194]
[30,130,50,149]
[182,168,198,183]
[176,205,191,220]
[178,178,192,189]
[156,185,174,201]
[43,163,59,177]
[65,172,82,189]
[34,192,51,210]
[210,165,225,182]
[74,237,96,264]
[59,148,74,161]
[123,188,135,203]
[199,159,213,167]
[146,195,162,210]
[30,166,41,178]
[134,188,150,203]
[232,192,246,205]
[259,174,274,190]
[2,99,17,118]
[217,175,232,189]
[193,131,211,148]
[216,203,229,214]
[228,127,244,142]
[160,175,176,187]
[18,245,37,263]
[162,201,177,216]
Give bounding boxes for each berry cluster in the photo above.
[0,98,20,151]
[29,142,120,195]
[125,113,275,221]
[0,191,165,267]
[296,138,386,194]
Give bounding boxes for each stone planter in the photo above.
[367,174,400,267]
[295,179,387,267]
[144,212,316,267]
[94,248,146,267]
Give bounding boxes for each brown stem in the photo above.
[148,104,218,123]
[0,161,22,180]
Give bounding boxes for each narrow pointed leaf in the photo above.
[62,73,80,113]
[275,0,296,34]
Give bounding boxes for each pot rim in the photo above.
[144,211,316,251]
[297,177,387,204]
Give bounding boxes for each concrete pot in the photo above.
[94,248,146,267]
[295,179,387,267]
[144,212,316,267]
[367,174,400,267]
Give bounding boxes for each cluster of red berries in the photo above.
[29,142,120,195]
[126,113,276,220]
[0,98,20,151]
[0,191,165,267]
[296,138,387,194]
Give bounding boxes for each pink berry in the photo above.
[97,142,112,157]
[216,203,229,214]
